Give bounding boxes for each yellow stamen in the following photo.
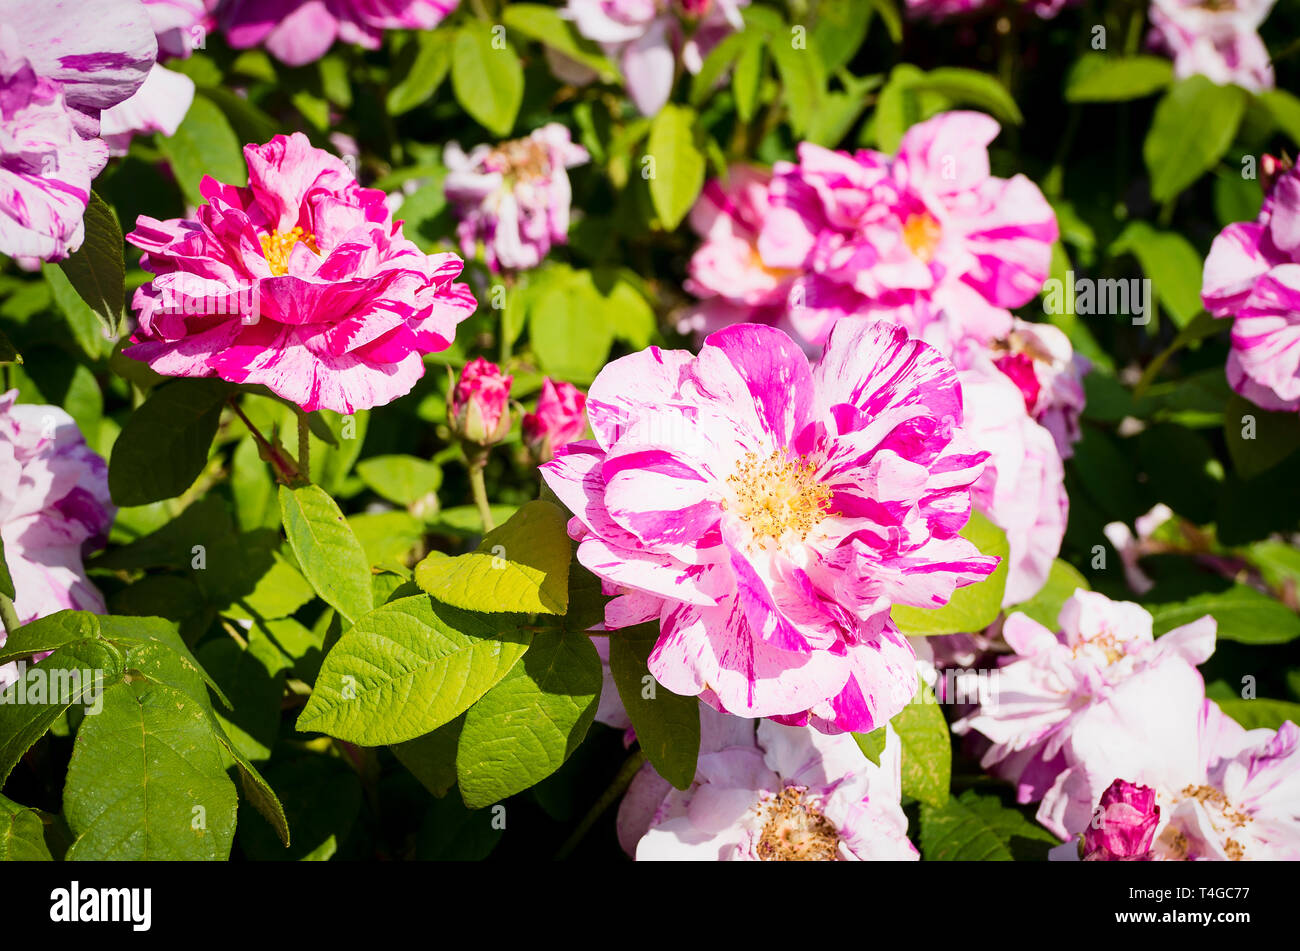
[902,212,942,263]
[259,226,319,276]
[757,786,840,861]
[490,137,552,183]
[724,450,833,547]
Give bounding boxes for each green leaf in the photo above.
[0,612,230,713]
[0,328,20,365]
[1258,89,1300,147]
[216,730,292,849]
[306,411,339,447]
[1216,698,1300,731]
[414,500,571,615]
[601,270,657,349]
[1065,54,1174,102]
[646,104,705,231]
[199,87,278,145]
[503,3,615,79]
[100,614,233,711]
[891,511,1009,635]
[920,790,1057,861]
[1246,539,1300,592]
[55,190,124,338]
[451,20,523,137]
[1006,559,1090,630]
[107,378,228,506]
[912,68,1022,126]
[158,95,247,206]
[768,34,826,136]
[226,551,317,621]
[0,537,13,601]
[417,791,503,859]
[1144,77,1247,203]
[1223,392,1300,479]
[0,796,52,861]
[64,679,238,860]
[920,791,1011,861]
[806,73,881,147]
[44,263,109,359]
[811,0,873,73]
[690,31,746,108]
[197,634,288,763]
[387,29,453,115]
[853,727,886,767]
[866,0,903,42]
[392,716,464,798]
[0,638,124,785]
[356,454,442,508]
[456,629,601,809]
[1150,584,1300,645]
[1110,222,1205,328]
[894,679,951,806]
[732,32,765,123]
[297,595,531,745]
[528,268,617,382]
[427,503,518,537]
[870,64,944,152]
[279,484,374,624]
[608,626,700,790]
[318,55,352,107]
[0,611,99,667]
[349,511,425,568]
[237,753,358,861]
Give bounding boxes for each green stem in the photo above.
[229,397,301,484]
[0,592,21,635]
[468,458,495,532]
[296,410,311,483]
[498,271,516,366]
[555,751,646,860]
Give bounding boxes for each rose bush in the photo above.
[0,0,1298,865]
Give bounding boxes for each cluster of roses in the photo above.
[1,0,1297,863]
[905,0,1276,94]
[951,591,1299,861]
[7,0,1285,267]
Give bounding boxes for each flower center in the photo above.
[1070,629,1127,665]
[902,212,942,262]
[488,137,552,183]
[260,226,319,277]
[724,450,833,547]
[747,246,800,285]
[1159,785,1254,860]
[756,786,840,861]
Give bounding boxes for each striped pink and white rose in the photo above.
[541,318,997,734]
[1202,159,1300,413]
[0,0,157,263]
[125,132,476,414]
[0,392,115,690]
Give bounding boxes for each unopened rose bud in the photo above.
[450,357,513,447]
[1082,779,1160,861]
[522,378,588,463]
